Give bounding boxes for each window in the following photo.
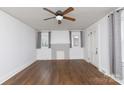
[41,33,49,48]
[73,35,79,46]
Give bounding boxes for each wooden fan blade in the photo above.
[63,7,74,15]
[58,20,62,24]
[63,16,76,21]
[43,8,56,15]
[43,17,56,20]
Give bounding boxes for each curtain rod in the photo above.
[108,7,124,17]
[116,8,124,12]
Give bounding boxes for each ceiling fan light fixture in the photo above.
[56,15,63,21]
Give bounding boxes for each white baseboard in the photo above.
[98,68,124,85]
[0,60,35,84]
[106,74,124,85]
[37,58,85,60]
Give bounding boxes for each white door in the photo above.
[92,30,98,67]
[87,32,92,62]
[90,32,94,65]
[87,30,98,67]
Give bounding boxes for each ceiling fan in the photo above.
[43,7,76,24]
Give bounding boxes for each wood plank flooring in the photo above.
[3,60,119,85]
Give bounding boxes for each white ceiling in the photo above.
[1,7,117,31]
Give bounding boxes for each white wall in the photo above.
[84,16,110,74]
[121,10,124,80]
[51,30,69,44]
[70,48,84,59]
[70,31,84,59]
[37,48,51,60]
[37,32,51,60]
[37,30,84,60]
[97,16,110,74]
[0,10,36,84]
[37,31,70,60]
[121,11,124,63]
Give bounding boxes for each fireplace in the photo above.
[51,44,70,59]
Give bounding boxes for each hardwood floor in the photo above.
[3,60,119,85]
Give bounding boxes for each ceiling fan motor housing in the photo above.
[56,10,63,16]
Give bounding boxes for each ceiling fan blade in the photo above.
[58,20,62,24]
[63,7,74,15]
[43,8,56,15]
[43,17,56,20]
[63,16,76,21]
